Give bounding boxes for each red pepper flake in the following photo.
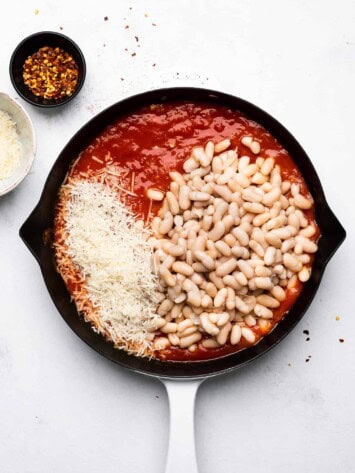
[339,338,344,343]
[104,16,108,21]
[125,25,129,29]
[23,46,79,100]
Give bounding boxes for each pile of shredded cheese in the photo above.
[0,110,22,181]
[61,180,160,356]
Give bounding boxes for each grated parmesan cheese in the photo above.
[0,110,22,181]
[62,180,160,355]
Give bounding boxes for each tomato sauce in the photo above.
[61,101,319,361]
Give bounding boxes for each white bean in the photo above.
[183,158,199,173]
[298,267,311,282]
[232,227,249,246]
[205,282,218,298]
[222,275,241,290]
[168,333,180,346]
[265,231,282,248]
[230,324,242,345]
[294,193,313,210]
[224,233,237,247]
[243,202,265,214]
[256,294,280,308]
[214,185,233,202]
[212,156,224,173]
[235,271,248,286]
[161,322,178,334]
[214,138,231,153]
[283,253,302,272]
[154,337,170,350]
[205,141,215,161]
[262,187,281,207]
[189,191,211,202]
[202,339,220,349]
[243,164,259,177]
[250,141,261,155]
[215,240,232,256]
[217,312,230,327]
[271,285,286,301]
[216,322,232,345]
[241,326,256,343]
[187,290,201,307]
[201,294,213,308]
[232,173,250,189]
[254,304,273,319]
[157,299,174,315]
[208,221,226,242]
[261,158,275,176]
[194,250,215,271]
[237,260,254,279]
[172,261,194,276]
[169,171,186,186]
[254,277,273,290]
[159,267,176,287]
[242,187,263,203]
[180,332,202,348]
[179,185,191,210]
[214,288,228,307]
[200,313,220,336]
[296,236,318,253]
[264,246,276,266]
[299,224,316,238]
[213,201,229,223]
[159,212,174,234]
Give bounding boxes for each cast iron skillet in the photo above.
[20,87,345,473]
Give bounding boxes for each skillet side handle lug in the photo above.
[19,205,46,264]
[162,379,203,473]
[320,204,346,262]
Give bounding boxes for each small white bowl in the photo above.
[0,92,36,196]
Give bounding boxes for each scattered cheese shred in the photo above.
[0,110,22,181]
[57,180,160,356]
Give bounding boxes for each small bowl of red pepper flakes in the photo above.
[9,31,86,108]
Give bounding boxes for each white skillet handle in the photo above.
[162,379,203,473]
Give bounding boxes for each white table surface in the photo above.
[1,1,354,472]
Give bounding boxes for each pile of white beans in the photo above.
[147,137,318,353]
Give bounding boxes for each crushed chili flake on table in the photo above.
[23,46,79,100]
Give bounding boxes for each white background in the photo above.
[0,1,354,472]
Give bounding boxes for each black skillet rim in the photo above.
[19,87,346,378]
[9,31,86,108]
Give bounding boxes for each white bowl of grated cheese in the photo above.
[0,92,36,196]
